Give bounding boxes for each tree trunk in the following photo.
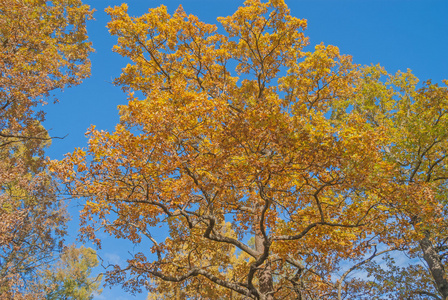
[419,231,448,300]
[255,226,274,300]
[258,260,274,300]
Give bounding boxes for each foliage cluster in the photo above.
[0,0,100,299]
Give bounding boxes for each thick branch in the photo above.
[132,264,254,298]
[419,232,448,299]
[202,214,259,258]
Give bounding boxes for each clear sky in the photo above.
[42,1,448,299]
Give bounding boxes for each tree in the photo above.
[347,65,448,300]
[0,0,93,142]
[0,0,93,297]
[54,0,442,299]
[0,141,67,299]
[44,245,102,300]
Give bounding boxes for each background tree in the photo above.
[345,65,448,300]
[44,245,102,300]
[0,0,93,297]
[54,1,422,299]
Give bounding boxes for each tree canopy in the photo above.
[0,0,96,298]
[53,1,448,299]
[44,245,102,300]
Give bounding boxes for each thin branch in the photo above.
[337,246,396,300]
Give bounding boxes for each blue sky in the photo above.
[42,1,448,299]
